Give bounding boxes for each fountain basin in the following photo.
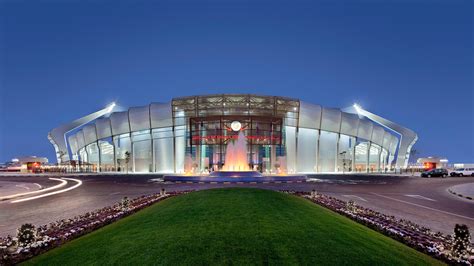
[164,171,306,183]
[209,171,263,178]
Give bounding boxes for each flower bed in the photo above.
[0,190,192,265]
[282,190,474,265]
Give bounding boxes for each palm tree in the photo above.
[124,151,131,174]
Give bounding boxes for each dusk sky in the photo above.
[0,1,472,163]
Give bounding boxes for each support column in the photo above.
[271,145,276,173]
[351,140,356,172]
[366,142,370,173]
[97,141,102,172]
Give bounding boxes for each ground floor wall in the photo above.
[74,125,397,174]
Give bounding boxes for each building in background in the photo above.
[0,156,49,173]
[48,94,417,174]
[417,157,449,170]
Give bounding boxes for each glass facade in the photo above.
[66,94,405,174]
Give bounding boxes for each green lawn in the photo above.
[24,188,442,265]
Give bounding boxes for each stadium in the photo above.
[48,94,417,174]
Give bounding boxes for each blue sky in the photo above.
[0,0,472,163]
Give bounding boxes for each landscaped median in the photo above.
[0,189,188,265]
[1,188,471,265]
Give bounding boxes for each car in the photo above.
[421,168,448,178]
[450,168,474,177]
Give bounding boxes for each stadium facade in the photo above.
[48,94,417,174]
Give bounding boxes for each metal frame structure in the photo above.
[51,94,417,174]
[48,103,118,163]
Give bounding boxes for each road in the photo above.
[0,174,473,240]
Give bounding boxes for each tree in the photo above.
[17,223,36,247]
[452,224,470,258]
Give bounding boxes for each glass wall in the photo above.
[86,143,100,172]
[337,134,355,172]
[70,99,402,174]
[153,127,174,173]
[319,131,338,172]
[285,126,297,173]
[79,148,88,163]
[369,144,381,172]
[296,128,318,173]
[114,133,132,172]
[133,141,152,172]
[380,148,389,172]
[131,130,152,173]
[355,140,368,172]
[174,125,186,173]
[98,138,114,171]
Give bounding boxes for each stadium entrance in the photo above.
[189,115,285,173]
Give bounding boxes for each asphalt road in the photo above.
[1,174,473,240]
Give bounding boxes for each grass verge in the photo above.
[24,188,442,265]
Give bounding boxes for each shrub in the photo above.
[121,196,130,211]
[17,223,37,247]
[452,224,470,258]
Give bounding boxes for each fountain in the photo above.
[222,131,250,171]
[164,125,306,183]
[208,131,263,179]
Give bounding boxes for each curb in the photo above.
[448,189,474,201]
[172,180,306,184]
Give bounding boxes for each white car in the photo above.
[450,168,474,177]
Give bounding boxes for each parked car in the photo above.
[450,168,474,177]
[421,168,448,178]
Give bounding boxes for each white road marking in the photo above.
[0,178,67,200]
[16,184,30,190]
[109,192,121,195]
[404,194,437,202]
[34,183,43,189]
[342,195,368,202]
[11,178,82,203]
[372,193,474,221]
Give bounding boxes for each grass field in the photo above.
[24,188,442,265]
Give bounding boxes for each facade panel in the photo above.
[357,119,374,141]
[371,125,385,146]
[298,101,321,129]
[151,103,173,128]
[320,108,342,133]
[129,105,151,132]
[83,124,97,145]
[382,131,392,149]
[110,111,130,136]
[68,135,79,156]
[76,130,86,150]
[388,134,399,155]
[340,112,359,137]
[95,118,112,139]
